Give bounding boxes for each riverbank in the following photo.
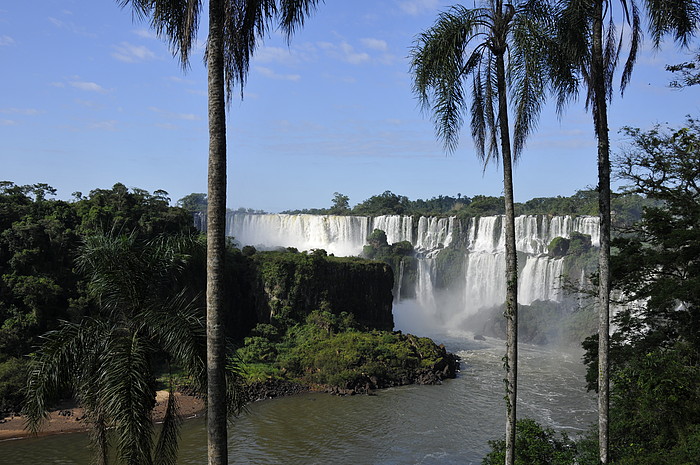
[0,391,205,441]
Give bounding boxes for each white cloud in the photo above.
[166,76,194,84]
[133,28,157,39]
[255,46,308,66]
[112,42,157,63]
[339,42,370,65]
[397,0,440,16]
[360,38,388,52]
[148,106,201,121]
[255,66,301,81]
[48,17,64,28]
[88,120,118,131]
[70,81,109,93]
[0,35,14,46]
[0,108,41,115]
[47,16,96,37]
[318,41,370,65]
[0,119,16,126]
[74,99,104,109]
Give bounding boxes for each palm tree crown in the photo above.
[24,232,212,465]
[411,0,555,161]
[411,2,556,464]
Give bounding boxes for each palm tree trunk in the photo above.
[206,0,228,463]
[496,51,518,465]
[591,1,610,463]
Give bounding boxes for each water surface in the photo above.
[1,332,594,464]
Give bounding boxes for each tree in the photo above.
[410,2,555,463]
[583,117,700,463]
[329,192,350,215]
[352,190,409,216]
[177,193,208,213]
[114,2,321,462]
[24,232,215,465]
[553,2,699,461]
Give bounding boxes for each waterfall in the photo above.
[215,212,600,321]
[227,213,370,256]
[415,216,454,252]
[416,258,438,315]
[518,255,565,305]
[371,215,413,245]
[464,251,506,311]
[396,258,405,302]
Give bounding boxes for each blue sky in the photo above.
[2,1,699,213]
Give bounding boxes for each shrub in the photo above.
[482,418,577,465]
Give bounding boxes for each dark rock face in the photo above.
[245,379,309,402]
[250,252,395,331]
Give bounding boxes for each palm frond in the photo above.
[150,0,202,68]
[279,0,322,40]
[509,0,553,158]
[115,0,153,21]
[483,54,500,163]
[470,72,487,159]
[88,413,110,465]
[603,15,619,101]
[410,5,491,154]
[645,0,700,48]
[220,0,276,98]
[620,0,641,93]
[153,389,182,465]
[225,353,248,418]
[101,329,156,465]
[140,291,207,394]
[23,319,103,433]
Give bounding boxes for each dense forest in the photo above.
[2,117,699,465]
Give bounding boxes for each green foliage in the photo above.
[608,343,700,463]
[250,249,394,331]
[407,194,468,216]
[482,418,577,465]
[548,236,569,257]
[0,182,202,416]
[458,195,505,217]
[0,357,29,413]
[568,232,592,255]
[285,188,650,220]
[237,309,454,390]
[176,193,207,212]
[352,190,410,216]
[434,246,466,289]
[580,117,700,464]
[667,51,700,88]
[329,192,350,215]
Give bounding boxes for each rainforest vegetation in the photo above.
[2,120,699,465]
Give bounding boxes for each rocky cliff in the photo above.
[246,249,394,331]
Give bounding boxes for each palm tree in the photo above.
[410,2,555,463]
[24,232,217,465]
[552,1,699,461]
[115,2,320,462]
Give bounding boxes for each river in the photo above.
[0,322,595,464]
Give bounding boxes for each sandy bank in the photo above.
[0,391,205,441]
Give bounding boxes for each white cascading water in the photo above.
[416,258,438,315]
[223,212,600,320]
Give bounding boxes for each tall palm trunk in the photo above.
[496,50,518,465]
[591,1,611,463]
[206,0,229,463]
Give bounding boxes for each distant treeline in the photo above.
[224,189,654,226]
[178,189,655,227]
